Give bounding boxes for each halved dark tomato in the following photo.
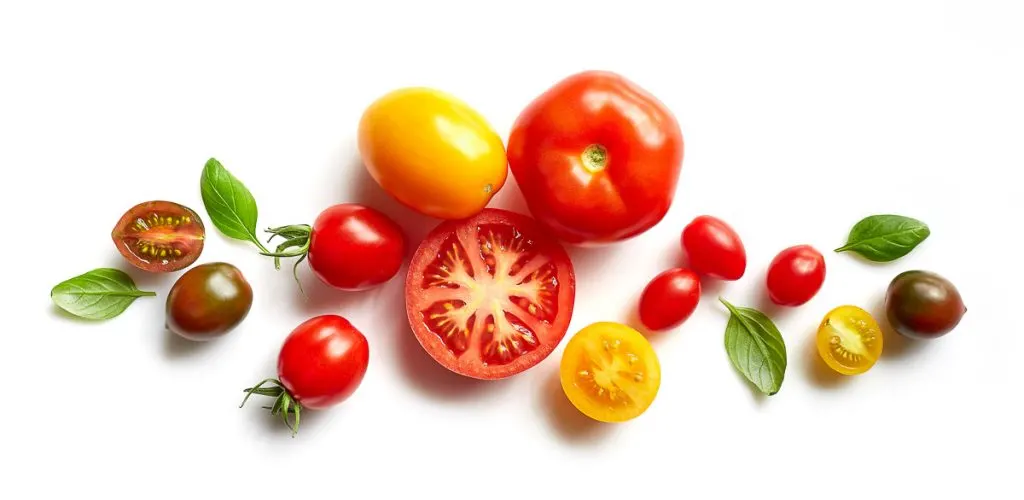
[406,208,576,379]
[111,200,205,272]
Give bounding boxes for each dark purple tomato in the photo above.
[166,262,253,341]
[885,270,966,339]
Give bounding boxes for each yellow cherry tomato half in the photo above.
[816,305,884,375]
[358,87,508,220]
[560,322,661,423]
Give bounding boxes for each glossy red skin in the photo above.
[308,204,405,290]
[111,200,205,273]
[766,245,826,306]
[278,315,369,409]
[639,268,701,331]
[681,215,746,280]
[507,70,684,245]
[166,262,252,341]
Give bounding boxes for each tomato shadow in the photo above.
[161,327,219,359]
[538,370,615,444]
[869,295,927,360]
[287,270,379,316]
[802,327,852,390]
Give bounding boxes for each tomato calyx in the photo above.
[259,224,314,293]
[239,378,303,437]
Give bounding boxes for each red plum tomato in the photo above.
[638,268,701,331]
[766,245,826,306]
[681,215,746,280]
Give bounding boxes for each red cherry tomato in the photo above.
[307,204,405,290]
[507,71,684,244]
[638,268,701,331]
[766,245,826,306]
[681,215,746,280]
[240,315,369,435]
[264,203,405,291]
[406,208,576,379]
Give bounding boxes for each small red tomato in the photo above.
[240,315,370,435]
[264,203,405,291]
[766,245,826,306]
[681,215,746,280]
[638,268,701,331]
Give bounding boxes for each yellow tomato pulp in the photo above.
[358,87,508,220]
[560,322,661,422]
[816,305,884,375]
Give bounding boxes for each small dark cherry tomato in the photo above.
[264,203,405,291]
[766,245,825,306]
[165,262,253,341]
[638,268,701,331]
[885,270,966,339]
[681,215,746,280]
[240,315,370,435]
[111,200,205,272]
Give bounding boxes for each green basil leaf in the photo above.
[835,214,930,262]
[721,298,787,395]
[51,268,156,320]
[200,158,264,248]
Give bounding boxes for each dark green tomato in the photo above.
[166,262,253,341]
[885,270,966,340]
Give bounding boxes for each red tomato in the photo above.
[406,208,576,379]
[240,315,369,435]
[264,204,405,291]
[307,204,405,290]
[507,71,684,245]
[766,245,826,306]
[638,268,701,331]
[681,215,746,280]
[278,315,369,409]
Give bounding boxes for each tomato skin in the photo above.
[885,270,966,339]
[111,200,205,273]
[166,262,252,341]
[358,87,508,220]
[507,71,684,244]
[277,315,369,410]
[307,204,405,290]
[681,215,746,280]
[638,268,701,331]
[766,245,825,306]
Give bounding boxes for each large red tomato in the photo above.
[406,209,575,379]
[507,71,684,244]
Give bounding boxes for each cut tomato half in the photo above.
[406,208,576,379]
[111,200,205,273]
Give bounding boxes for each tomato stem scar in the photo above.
[581,144,609,173]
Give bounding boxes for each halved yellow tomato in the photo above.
[358,87,508,220]
[816,305,884,375]
[559,322,660,423]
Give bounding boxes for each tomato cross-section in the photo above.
[406,209,576,379]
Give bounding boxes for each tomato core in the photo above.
[581,144,609,173]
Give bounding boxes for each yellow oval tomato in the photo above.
[358,88,508,220]
[560,322,660,423]
[816,305,884,375]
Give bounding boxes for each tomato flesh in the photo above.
[111,200,205,272]
[560,322,661,422]
[406,209,575,379]
[816,305,883,375]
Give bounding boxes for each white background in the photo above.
[2,1,1022,498]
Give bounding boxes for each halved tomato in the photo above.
[560,322,661,423]
[111,200,205,272]
[406,208,576,379]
